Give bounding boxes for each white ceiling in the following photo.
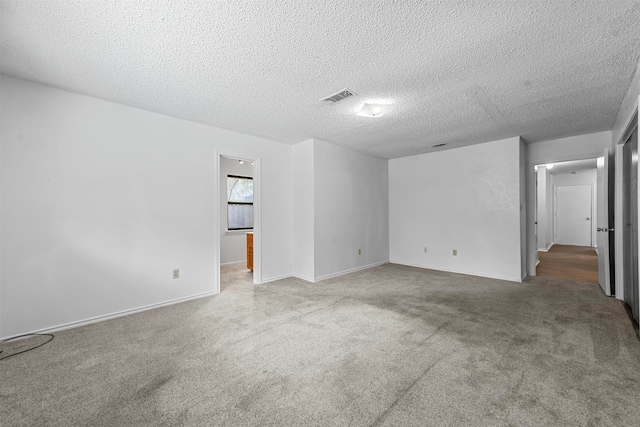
[2,1,640,159]
[543,158,598,175]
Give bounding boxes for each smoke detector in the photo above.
[320,88,356,104]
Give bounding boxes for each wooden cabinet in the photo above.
[246,232,253,271]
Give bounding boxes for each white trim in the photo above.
[220,260,246,266]
[252,158,262,285]
[214,150,221,295]
[262,273,313,284]
[390,261,523,283]
[216,152,261,287]
[225,229,253,235]
[0,290,218,341]
[314,261,389,282]
[262,263,390,284]
[537,242,554,252]
[615,143,625,300]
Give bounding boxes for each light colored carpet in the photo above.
[2,263,640,426]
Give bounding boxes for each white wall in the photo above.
[220,156,254,265]
[0,76,293,338]
[389,137,523,282]
[313,139,389,280]
[551,170,598,247]
[291,139,389,282]
[536,167,552,251]
[527,131,612,164]
[292,140,315,281]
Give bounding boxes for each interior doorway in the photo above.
[218,154,260,292]
[535,159,600,283]
[555,185,592,246]
[622,128,639,324]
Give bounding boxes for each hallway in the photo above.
[536,244,599,283]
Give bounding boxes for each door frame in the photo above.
[214,151,262,294]
[527,153,604,277]
[614,109,638,301]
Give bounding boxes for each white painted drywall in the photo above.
[313,139,389,280]
[220,156,254,265]
[0,76,293,338]
[527,131,612,165]
[292,140,315,281]
[389,137,523,282]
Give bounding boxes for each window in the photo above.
[227,175,253,230]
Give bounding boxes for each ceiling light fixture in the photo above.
[357,103,392,118]
[239,160,244,164]
[546,163,554,170]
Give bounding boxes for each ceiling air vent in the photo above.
[320,88,356,104]
[432,143,447,148]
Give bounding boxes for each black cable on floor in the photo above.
[0,333,54,360]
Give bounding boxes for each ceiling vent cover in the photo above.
[320,88,356,104]
[432,143,447,148]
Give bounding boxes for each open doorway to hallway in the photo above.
[219,155,256,292]
[536,245,598,283]
[535,159,600,284]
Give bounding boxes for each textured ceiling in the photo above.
[2,1,640,159]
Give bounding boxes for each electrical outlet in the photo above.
[358,248,362,255]
[452,249,458,256]
[424,247,428,253]
[173,269,179,279]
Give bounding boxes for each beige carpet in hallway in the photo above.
[2,264,640,426]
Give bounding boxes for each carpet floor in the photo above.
[2,263,640,426]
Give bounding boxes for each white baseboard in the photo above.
[389,260,522,283]
[260,273,304,284]
[220,260,246,266]
[537,243,554,252]
[1,290,219,341]
[314,261,388,282]
[261,262,389,285]
[288,273,316,283]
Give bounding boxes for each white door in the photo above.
[596,152,611,295]
[556,185,592,246]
